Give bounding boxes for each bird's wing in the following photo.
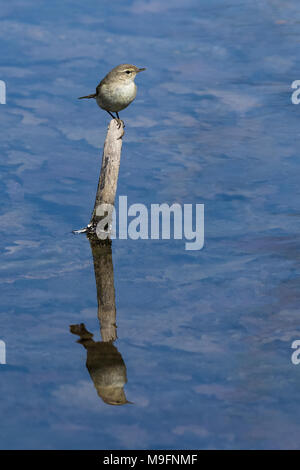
[96,72,111,94]
[96,78,104,94]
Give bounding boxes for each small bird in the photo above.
[78,64,146,126]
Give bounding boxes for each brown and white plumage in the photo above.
[78,64,146,122]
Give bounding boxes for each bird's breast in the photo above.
[97,81,137,112]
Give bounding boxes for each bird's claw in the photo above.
[115,118,125,129]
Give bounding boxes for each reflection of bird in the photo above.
[78,64,146,125]
[70,323,132,406]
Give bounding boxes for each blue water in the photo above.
[1,0,300,449]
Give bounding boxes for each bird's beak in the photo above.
[137,67,146,72]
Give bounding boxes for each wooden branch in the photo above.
[90,119,124,228]
[73,119,124,237]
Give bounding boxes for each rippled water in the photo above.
[1,0,300,449]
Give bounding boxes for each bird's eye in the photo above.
[125,70,131,74]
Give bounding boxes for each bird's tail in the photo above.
[78,93,96,99]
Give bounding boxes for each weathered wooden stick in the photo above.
[73,118,124,236]
[90,119,124,228]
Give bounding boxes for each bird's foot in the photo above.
[115,118,125,129]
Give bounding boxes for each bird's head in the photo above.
[110,64,146,82]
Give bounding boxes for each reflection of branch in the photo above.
[70,323,131,406]
[89,237,117,342]
[69,236,132,405]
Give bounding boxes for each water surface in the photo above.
[0,0,300,449]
